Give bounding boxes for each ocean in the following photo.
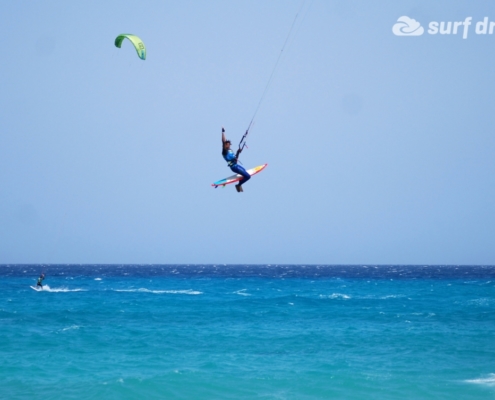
[1,265,494,399]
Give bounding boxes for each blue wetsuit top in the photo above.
[223,149,237,167]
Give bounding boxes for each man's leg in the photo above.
[231,165,251,186]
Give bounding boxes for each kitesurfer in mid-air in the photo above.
[36,273,45,290]
[222,127,250,192]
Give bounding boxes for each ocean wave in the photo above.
[234,289,251,296]
[467,297,495,307]
[114,288,202,295]
[61,325,80,332]
[319,293,351,300]
[379,294,405,299]
[36,285,86,293]
[465,374,495,386]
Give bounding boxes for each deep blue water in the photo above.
[1,265,495,399]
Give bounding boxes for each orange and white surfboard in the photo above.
[212,164,268,188]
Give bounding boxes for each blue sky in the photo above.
[1,0,495,264]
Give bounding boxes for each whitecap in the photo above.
[234,289,251,296]
[320,293,351,300]
[115,288,202,295]
[467,298,494,307]
[61,325,80,331]
[41,285,86,292]
[465,374,495,386]
[166,289,202,295]
[95,278,102,281]
[381,294,405,299]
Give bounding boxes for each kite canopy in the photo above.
[114,34,146,60]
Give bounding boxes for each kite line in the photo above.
[238,0,313,152]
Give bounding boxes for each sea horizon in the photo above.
[2,264,494,399]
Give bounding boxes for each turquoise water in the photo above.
[1,265,495,399]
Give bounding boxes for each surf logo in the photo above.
[392,16,424,36]
[393,16,495,39]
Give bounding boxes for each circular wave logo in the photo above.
[392,16,424,36]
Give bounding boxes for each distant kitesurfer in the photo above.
[222,127,250,192]
[36,273,45,290]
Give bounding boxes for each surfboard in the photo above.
[212,164,267,188]
[30,286,42,291]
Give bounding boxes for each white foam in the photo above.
[470,297,494,306]
[465,374,495,386]
[165,289,202,295]
[115,288,202,295]
[61,325,80,331]
[381,294,405,299]
[39,285,86,292]
[95,278,102,281]
[234,289,251,296]
[320,293,351,300]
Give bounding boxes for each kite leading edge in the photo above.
[115,34,146,60]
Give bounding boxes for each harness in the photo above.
[222,149,237,167]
